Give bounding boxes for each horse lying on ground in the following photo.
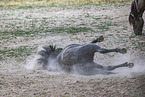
[37,36,134,75]
[129,0,145,35]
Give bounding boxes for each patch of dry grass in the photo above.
[0,0,132,7]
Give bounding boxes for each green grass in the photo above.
[0,0,132,7]
[1,2,142,63]
[0,46,37,61]
[46,27,93,33]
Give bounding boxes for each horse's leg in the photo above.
[77,62,116,75]
[91,35,104,43]
[104,62,134,71]
[77,62,134,75]
[96,47,127,54]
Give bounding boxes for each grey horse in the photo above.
[37,36,134,75]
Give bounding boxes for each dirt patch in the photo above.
[0,3,145,96]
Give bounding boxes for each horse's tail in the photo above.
[37,45,60,69]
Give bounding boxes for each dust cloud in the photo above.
[24,45,145,76]
[109,53,145,75]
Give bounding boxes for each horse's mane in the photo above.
[37,45,57,68]
[129,0,139,25]
[131,0,139,18]
[38,45,56,56]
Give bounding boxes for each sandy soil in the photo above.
[0,3,145,97]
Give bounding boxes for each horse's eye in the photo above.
[130,13,134,18]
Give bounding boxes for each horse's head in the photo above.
[129,0,145,35]
[46,45,63,58]
[129,13,144,35]
[37,45,62,69]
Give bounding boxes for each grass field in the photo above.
[0,2,144,63]
[0,2,145,96]
[0,0,132,7]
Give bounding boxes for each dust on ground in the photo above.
[0,3,145,96]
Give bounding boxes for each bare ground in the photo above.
[0,3,145,97]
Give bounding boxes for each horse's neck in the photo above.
[137,0,145,14]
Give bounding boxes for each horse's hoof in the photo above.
[128,63,134,68]
[98,35,104,42]
[120,48,127,54]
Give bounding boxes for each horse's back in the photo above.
[57,43,99,66]
[57,44,81,65]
